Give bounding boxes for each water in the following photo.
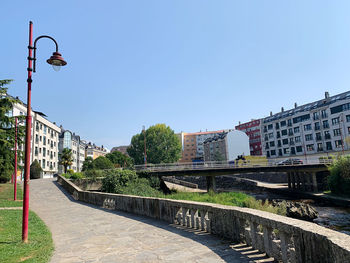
[232,187,350,236]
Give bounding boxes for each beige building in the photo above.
[12,99,61,178]
[85,143,108,160]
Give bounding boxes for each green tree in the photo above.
[328,155,350,196]
[0,79,25,182]
[105,151,133,168]
[30,160,43,179]
[213,151,225,162]
[82,156,94,171]
[92,156,114,170]
[127,124,182,165]
[59,148,73,173]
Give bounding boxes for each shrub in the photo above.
[30,160,43,179]
[67,169,74,174]
[101,169,138,194]
[70,172,84,180]
[328,155,350,196]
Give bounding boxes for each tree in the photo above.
[30,160,43,179]
[59,148,73,173]
[82,156,94,171]
[213,151,225,162]
[105,151,133,168]
[0,79,25,182]
[92,156,114,170]
[127,124,182,165]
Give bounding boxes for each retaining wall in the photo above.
[57,175,350,263]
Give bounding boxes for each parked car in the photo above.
[277,158,303,166]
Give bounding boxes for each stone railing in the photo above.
[57,175,350,263]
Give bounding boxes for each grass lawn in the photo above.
[0,210,53,263]
[0,183,23,207]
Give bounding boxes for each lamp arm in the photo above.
[32,35,59,72]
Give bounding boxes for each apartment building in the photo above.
[12,99,61,178]
[85,142,108,160]
[178,130,228,163]
[262,91,350,159]
[58,127,86,173]
[203,130,250,162]
[235,119,262,156]
[111,145,129,155]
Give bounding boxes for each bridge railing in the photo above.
[134,158,332,172]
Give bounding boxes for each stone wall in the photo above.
[57,175,350,263]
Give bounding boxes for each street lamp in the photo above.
[22,21,67,243]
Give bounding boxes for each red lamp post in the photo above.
[14,117,18,201]
[22,21,67,243]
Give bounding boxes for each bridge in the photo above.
[135,159,331,192]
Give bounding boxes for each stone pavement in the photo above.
[29,179,273,263]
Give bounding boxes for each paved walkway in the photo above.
[29,179,273,263]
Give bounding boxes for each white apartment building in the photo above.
[262,91,350,160]
[58,128,86,173]
[12,100,61,178]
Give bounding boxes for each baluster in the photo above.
[263,225,273,257]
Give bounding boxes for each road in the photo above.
[29,179,273,263]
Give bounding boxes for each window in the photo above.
[316,132,322,141]
[280,121,286,127]
[269,141,275,147]
[347,115,350,122]
[43,125,47,134]
[275,123,280,129]
[287,119,292,126]
[304,124,312,131]
[289,138,294,145]
[35,134,39,143]
[333,128,341,137]
[290,147,296,155]
[288,128,293,136]
[321,109,327,118]
[348,127,350,134]
[335,140,343,148]
[42,159,45,168]
[281,130,287,136]
[305,134,313,141]
[330,103,350,114]
[282,139,288,145]
[326,141,332,150]
[296,146,303,152]
[43,136,46,145]
[323,120,329,129]
[271,150,276,156]
[268,124,273,130]
[314,122,320,130]
[293,114,310,124]
[43,147,46,157]
[306,144,314,151]
[278,149,283,156]
[294,126,300,133]
[39,148,41,154]
[332,117,340,125]
[313,112,319,120]
[324,130,331,140]
[35,147,38,156]
[283,148,290,154]
[277,140,282,147]
[277,131,281,138]
[317,143,323,152]
[268,132,274,138]
[295,136,301,143]
[40,136,42,142]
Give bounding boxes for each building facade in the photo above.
[235,119,262,156]
[58,128,86,173]
[111,145,129,155]
[85,142,108,160]
[12,100,61,178]
[178,130,226,163]
[203,130,250,162]
[262,91,350,159]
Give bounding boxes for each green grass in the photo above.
[0,210,54,263]
[0,183,23,207]
[156,191,286,215]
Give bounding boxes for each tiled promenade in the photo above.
[29,179,272,263]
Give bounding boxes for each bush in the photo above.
[70,172,84,180]
[67,169,74,174]
[30,160,43,179]
[328,155,350,196]
[101,169,138,194]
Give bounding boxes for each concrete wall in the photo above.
[57,175,350,263]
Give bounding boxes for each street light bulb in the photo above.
[52,65,61,71]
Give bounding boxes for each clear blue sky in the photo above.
[2,1,350,149]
